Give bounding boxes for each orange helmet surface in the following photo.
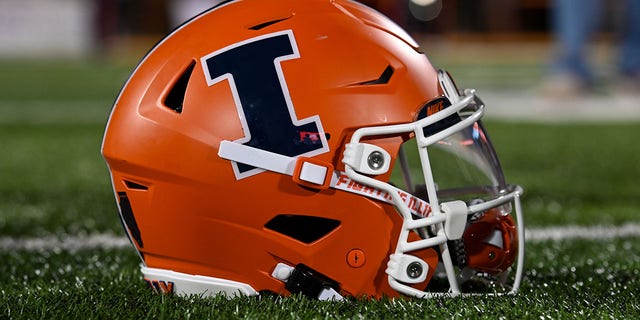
[102,0,524,299]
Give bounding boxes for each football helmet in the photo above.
[102,0,524,300]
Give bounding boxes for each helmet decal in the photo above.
[201,30,329,179]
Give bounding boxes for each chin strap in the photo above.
[218,140,434,218]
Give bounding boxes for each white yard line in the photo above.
[0,233,130,252]
[525,223,640,241]
[1,223,639,252]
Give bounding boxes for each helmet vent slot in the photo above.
[163,60,196,114]
[265,215,340,244]
[249,16,292,30]
[124,180,149,191]
[354,65,394,85]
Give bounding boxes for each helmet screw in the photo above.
[406,261,423,279]
[367,151,385,170]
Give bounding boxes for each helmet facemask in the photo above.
[344,70,525,298]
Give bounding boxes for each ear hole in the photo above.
[163,60,196,113]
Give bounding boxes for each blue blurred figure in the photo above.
[548,0,640,94]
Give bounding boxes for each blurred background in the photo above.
[2,0,638,121]
[2,0,560,61]
[7,0,554,59]
[0,0,622,56]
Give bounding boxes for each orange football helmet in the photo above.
[102,0,524,299]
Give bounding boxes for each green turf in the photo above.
[487,121,640,226]
[1,59,639,318]
[0,123,116,237]
[1,238,638,319]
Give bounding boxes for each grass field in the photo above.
[1,58,639,319]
